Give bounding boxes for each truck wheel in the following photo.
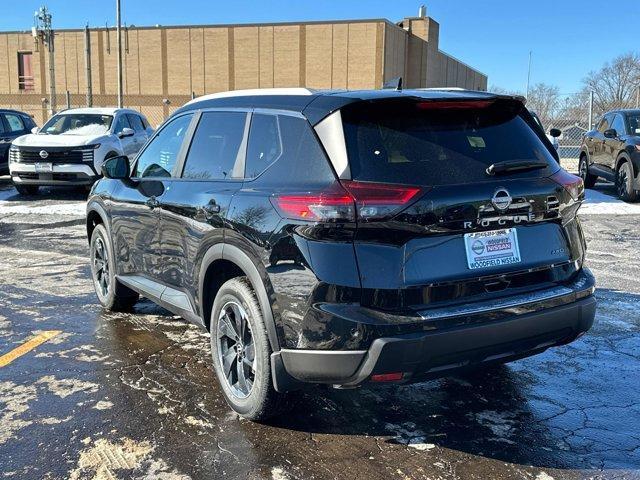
[15,184,39,196]
[578,155,597,189]
[90,224,139,311]
[210,277,291,421]
[616,161,638,202]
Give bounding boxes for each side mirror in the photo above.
[604,128,617,139]
[549,128,561,138]
[31,127,39,134]
[118,127,135,138]
[101,155,130,179]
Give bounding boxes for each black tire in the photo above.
[579,155,597,189]
[616,160,638,203]
[14,184,39,196]
[210,277,290,421]
[89,224,139,311]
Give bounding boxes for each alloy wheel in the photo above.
[579,159,588,181]
[217,301,256,398]
[618,166,629,198]
[93,237,110,298]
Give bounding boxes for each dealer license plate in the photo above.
[35,162,53,173]
[464,228,521,270]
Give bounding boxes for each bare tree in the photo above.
[583,52,640,115]
[525,83,560,125]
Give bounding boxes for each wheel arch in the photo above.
[199,244,280,352]
[86,201,109,244]
[616,152,635,176]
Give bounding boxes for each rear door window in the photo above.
[182,111,247,180]
[341,99,559,186]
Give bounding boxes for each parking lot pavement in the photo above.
[0,177,639,480]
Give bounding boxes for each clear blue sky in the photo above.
[2,0,637,93]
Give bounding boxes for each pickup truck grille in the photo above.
[9,146,94,164]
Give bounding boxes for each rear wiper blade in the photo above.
[486,160,548,175]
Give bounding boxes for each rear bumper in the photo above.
[273,269,596,389]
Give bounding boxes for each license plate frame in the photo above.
[35,162,53,173]
[464,228,521,270]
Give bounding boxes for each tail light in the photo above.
[273,181,423,222]
[551,170,584,200]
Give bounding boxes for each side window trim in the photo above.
[173,109,251,182]
[130,112,197,179]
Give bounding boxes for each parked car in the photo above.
[579,109,640,202]
[0,109,37,175]
[529,110,561,151]
[9,107,153,195]
[86,88,596,420]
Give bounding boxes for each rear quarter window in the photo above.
[341,99,558,186]
[245,114,335,186]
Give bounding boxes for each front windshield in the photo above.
[41,114,113,136]
[627,114,640,136]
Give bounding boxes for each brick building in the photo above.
[0,10,487,126]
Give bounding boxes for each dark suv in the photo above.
[579,109,640,201]
[0,109,37,175]
[86,88,596,420]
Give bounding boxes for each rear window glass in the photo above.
[341,99,558,186]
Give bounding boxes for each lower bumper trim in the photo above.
[277,295,596,388]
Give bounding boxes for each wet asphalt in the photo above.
[0,177,639,480]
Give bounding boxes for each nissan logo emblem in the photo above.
[39,150,49,159]
[491,189,512,211]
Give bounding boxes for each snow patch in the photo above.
[535,473,555,480]
[271,467,291,480]
[580,189,640,215]
[93,401,113,410]
[36,375,99,398]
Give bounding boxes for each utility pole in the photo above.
[525,51,532,98]
[636,85,640,109]
[34,6,56,116]
[116,0,123,108]
[588,91,594,130]
[84,25,92,107]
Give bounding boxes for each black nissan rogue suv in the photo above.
[86,88,596,420]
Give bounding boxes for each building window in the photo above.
[18,52,34,91]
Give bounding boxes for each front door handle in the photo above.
[145,196,160,209]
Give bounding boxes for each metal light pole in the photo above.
[116,0,123,108]
[34,7,56,116]
[84,25,92,107]
[525,51,532,98]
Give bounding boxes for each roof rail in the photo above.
[185,88,316,106]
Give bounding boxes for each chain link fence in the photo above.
[0,92,194,129]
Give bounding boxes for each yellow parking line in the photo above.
[0,330,62,367]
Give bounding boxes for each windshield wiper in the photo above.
[486,160,548,175]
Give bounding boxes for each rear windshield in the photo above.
[341,99,558,186]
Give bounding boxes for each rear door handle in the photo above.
[145,196,160,209]
[200,200,221,217]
